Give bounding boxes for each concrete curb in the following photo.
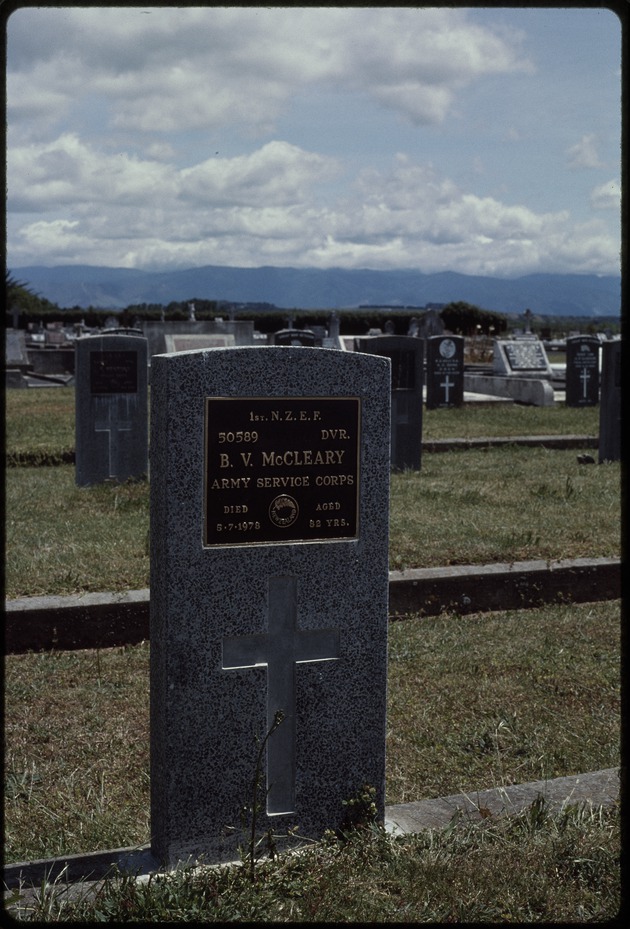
[385,767,619,834]
[3,769,619,892]
[387,556,621,618]
[422,434,598,452]
[4,557,620,654]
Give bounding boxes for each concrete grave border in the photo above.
[4,557,620,653]
[3,768,619,892]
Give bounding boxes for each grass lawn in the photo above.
[4,446,620,598]
[8,803,620,922]
[4,600,619,864]
[4,599,620,921]
[3,388,620,922]
[5,388,600,463]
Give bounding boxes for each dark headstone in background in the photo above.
[75,332,148,486]
[271,329,316,346]
[426,335,464,410]
[565,336,600,407]
[356,335,424,471]
[598,340,621,463]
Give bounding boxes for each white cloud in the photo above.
[7,7,531,141]
[9,134,338,214]
[179,142,340,208]
[7,139,620,275]
[5,7,619,277]
[15,219,84,261]
[590,179,621,211]
[565,134,604,169]
[8,133,175,211]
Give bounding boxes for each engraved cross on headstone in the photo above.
[440,375,454,403]
[580,367,591,399]
[222,575,340,815]
[95,401,133,478]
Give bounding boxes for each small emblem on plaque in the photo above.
[439,339,456,359]
[269,494,299,528]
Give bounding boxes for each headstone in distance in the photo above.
[75,332,148,486]
[425,335,465,409]
[565,335,600,407]
[598,339,621,463]
[355,335,424,471]
[493,338,553,377]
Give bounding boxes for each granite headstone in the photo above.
[164,333,235,353]
[426,335,464,409]
[356,335,424,471]
[271,329,317,346]
[493,338,553,378]
[565,336,600,407]
[75,332,148,486]
[150,346,390,867]
[5,329,30,370]
[598,340,621,463]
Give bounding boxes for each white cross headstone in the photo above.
[440,375,454,404]
[565,335,600,408]
[426,335,465,409]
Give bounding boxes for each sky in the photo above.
[5,4,622,278]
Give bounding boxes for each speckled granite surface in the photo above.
[150,347,391,867]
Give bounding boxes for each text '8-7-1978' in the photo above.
[204,397,360,546]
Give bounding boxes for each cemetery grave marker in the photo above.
[75,332,148,486]
[565,335,600,407]
[415,309,444,340]
[493,338,553,378]
[164,333,235,353]
[598,339,621,463]
[150,346,390,867]
[5,329,30,371]
[5,329,31,386]
[356,335,424,471]
[271,329,317,346]
[426,335,464,409]
[142,320,256,359]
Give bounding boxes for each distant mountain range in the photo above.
[14,263,621,317]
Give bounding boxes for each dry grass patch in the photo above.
[422,402,599,440]
[5,387,75,464]
[389,446,620,570]
[386,600,620,804]
[4,601,619,864]
[5,466,149,598]
[4,448,620,598]
[4,644,150,863]
[8,804,620,922]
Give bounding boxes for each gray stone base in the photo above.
[464,373,556,406]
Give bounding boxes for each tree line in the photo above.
[6,271,618,338]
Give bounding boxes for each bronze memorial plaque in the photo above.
[204,397,360,546]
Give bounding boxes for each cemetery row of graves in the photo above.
[4,333,620,920]
[4,390,618,600]
[42,328,620,487]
